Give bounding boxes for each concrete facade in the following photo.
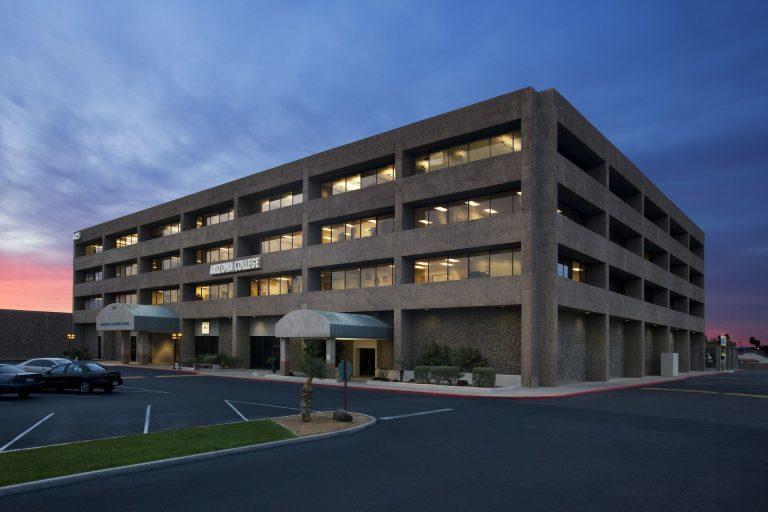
[0,309,73,360]
[71,88,705,386]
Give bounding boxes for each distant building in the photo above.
[71,88,705,386]
[0,309,73,361]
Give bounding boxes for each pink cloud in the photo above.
[0,253,71,312]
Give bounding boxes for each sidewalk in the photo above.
[106,361,725,399]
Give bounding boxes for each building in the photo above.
[0,309,73,361]
[71,87,705,386]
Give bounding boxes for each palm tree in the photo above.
[299,355,327,422]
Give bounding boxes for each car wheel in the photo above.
[17,391,30,399]
[79,381,93,394]
[103,384,114,393]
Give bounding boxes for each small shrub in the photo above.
[182,357,197,367]
[414,366,431,383]
[202,355,218,365]
[415,342,453,367]
[303,340,325,359]
[457,379,469,386]
[472,367,497,387]
[452,346,488,372]
[216,352,239,369]
[430,366,462,385]
[265,355,278,372]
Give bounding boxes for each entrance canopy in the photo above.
[275,310,392,340]
[96,304,179,333]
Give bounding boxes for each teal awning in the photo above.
[275,310,392,340]
[96,304,179,333]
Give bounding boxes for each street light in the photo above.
[171,332,183,369]
[66,332,76,359]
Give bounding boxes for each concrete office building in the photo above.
[72,88,705,386]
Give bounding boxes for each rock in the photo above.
[333,409,353,422]
[457,379,469,386]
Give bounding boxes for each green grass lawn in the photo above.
[0,420,295,487]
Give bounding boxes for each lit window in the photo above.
[415,249,521,283]
[414,129,521,175]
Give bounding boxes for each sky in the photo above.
[0,0,766,342]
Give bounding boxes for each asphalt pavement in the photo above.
[1,368,767,511]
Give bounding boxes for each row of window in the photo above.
[414,249,521,283]
[250,275,303,296]
[261,231,303,253]
[415,130,521,174]
[151,254,181,271]
[115,262,138,278]
[196,208,235,228]
[84,269,103,282]
[259,191,303,213]
[114,292,137,304]
[321,214,394,244]
[320,264,395,291]
[151,289,179,304]
[115,233,138,248]
[151,222,181,238]
[320,164,395,198]
[196,244,234,264]
[195,282,234,301]
[415,191,519,228]
[557,258,585,282]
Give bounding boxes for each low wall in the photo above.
[0,309,73,360]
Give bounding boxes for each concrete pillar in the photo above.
[181,318,195,364]
[673,329,690,373]
[393,308,413,369]
[137,331,150,365]
[650,325,671,375]
[689,333,705,371]
[118,331,130,364]
[232,316,250,368]
[586,313,609,381]
[624,320,644,377]
[279,338,290,376]
[325,338,336,378]
[521,89,559,387]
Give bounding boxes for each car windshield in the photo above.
[0,364,25,374]
[83,363,105,372]
[54,359,72,364]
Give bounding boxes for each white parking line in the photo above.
[121,386,170,394]
[229,400,299,411]
[224,400,249,421]
[143,405,152,434]
[1,413,55,451]
[379,408,454,421]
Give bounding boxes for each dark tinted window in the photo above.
[65,365,82,375]
[84,363,105,372]
[0,365,24,374]
[49,365,68,375]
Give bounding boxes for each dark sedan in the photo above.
[0,364,44,398]
[43,362,123,393]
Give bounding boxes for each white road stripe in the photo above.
[143,405,152,434]
[225,399,249,421]
[379,408,454,421]
[121,386,170,394]
[229,400,299,411]
[1,413,55,451]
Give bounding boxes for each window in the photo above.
[85,243,102,255]
[557,257,585,282]
[259,190,303,213]
[82,296,103,310]
[413,249,520,283]
[151,254,180,271]
[194,282,234,301]
[84,269,103,282]
[151,289,179,304]
[115,233,138,248]
[195,208,234,228]
[250,275,302,296]
[321,214,394,244]
[115,262,138,278]
[414,130,521,174]
[196,244,233,264]
[115,292,137,304]
[321,164,396,197]
[261,231,302,253]
[415,191,518,228]
[151,222,181,238]
[319,264,394,290]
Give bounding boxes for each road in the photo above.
[2,368,767,511]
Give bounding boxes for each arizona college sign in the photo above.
[209,256,261,276]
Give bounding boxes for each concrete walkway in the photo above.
[102,361,726,398]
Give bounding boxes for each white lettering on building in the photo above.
[209,256,261,276]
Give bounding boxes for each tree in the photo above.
[298,355,326,422]
[749,336,761,348]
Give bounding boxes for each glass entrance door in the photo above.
[130,336,137,362]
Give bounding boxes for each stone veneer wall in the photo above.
[0,309,73,360]
[608,319,626,378]
[410,306,521,374]
[557,309,587,383]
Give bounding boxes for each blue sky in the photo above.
[0,0,766,340]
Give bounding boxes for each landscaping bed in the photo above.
[274,412,370,437]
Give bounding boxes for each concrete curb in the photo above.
[0,413,377,498]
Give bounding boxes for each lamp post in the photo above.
[66,332,76,360]
[171,332,183,369]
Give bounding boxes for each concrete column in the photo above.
[689,333,705,371]
[586,313,609,381]
[279,338,290,376]
[181,318,195,364]
[118,331,130,364]
[521,89,559,387]
[650,325,671,375]
[393,308,412,369]
[624,320,644,377]
[673,329,690,373]
[325,338,336,378]
[232,316,250,368]
[137,331,150,365]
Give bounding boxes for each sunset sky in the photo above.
[0,1,766,342]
